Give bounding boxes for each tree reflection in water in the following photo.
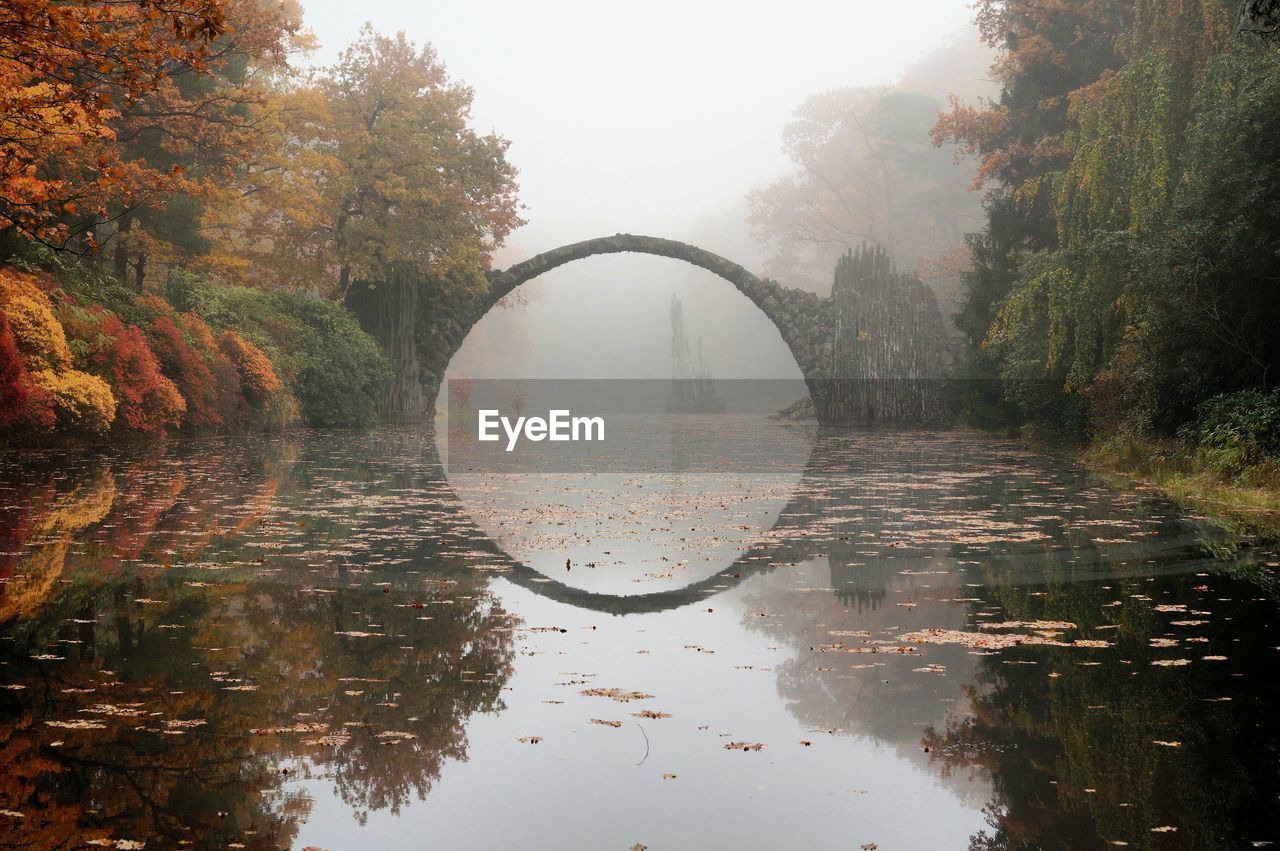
[923,566,1280,850]
[0,435,516,849]
[734,432,1280,849]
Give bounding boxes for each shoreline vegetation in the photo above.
[1081,436,1280,544]
[0,9,518,449]
[930,1,1280,548]
[0,246,391,447]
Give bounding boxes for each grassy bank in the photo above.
[1080,436,1280,542]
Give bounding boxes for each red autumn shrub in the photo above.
[182,313,245,429]
[150,314,225,430]
[218,330,280,405]
[0,315,31,428]
[0,314,54,431]
[80,312,185,433]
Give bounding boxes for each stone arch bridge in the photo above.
[346,233,950,427]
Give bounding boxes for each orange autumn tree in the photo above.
[104,0,305,289]
[0,0,227,245]
[203,26,523,295]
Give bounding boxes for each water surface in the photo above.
[1,425,1278,849]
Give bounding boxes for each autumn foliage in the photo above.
[0,0,227,243]
[0,267,114,433]
[0,314,42,428]
[0,3,499,441]
[0,264,300,441]
[62,307,185,433]
[147,313,228,430]
[219,330,279,403]
[0,0,305,263]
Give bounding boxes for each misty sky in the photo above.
[301,0,987,380]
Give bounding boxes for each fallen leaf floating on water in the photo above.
[1150,826,1178,833]
[1153,740,1182,747]
[1151,659,1192,667]
[164,719,206,730]
[251,722,327,735]
[632,710,671,719]
[580,688,654,702]
[724,741,765,751]
[82,703,146,717]
[591,719,623,728]
[902,629,1067,650]
[662,773,677,780]
[811,642,917,654]
[517,735,541,744]
[45,719,107,730]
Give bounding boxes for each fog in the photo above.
[301,0,992,379]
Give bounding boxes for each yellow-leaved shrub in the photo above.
[30,368,117,434]
[1,289,72,370]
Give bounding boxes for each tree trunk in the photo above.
[113,214,132,283]
[345,270,430,424]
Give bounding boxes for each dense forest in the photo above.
[0,1,519,441]
[932,0,1280,503]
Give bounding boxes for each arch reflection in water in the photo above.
[442,409,817,610]
[459,426,1229,617]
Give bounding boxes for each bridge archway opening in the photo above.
[417,237,824,607]
[443,251,804,392]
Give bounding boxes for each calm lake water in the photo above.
[1,423,1278,849]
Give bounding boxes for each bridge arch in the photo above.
[347,234,955,427]
[483,234,825,367]
[346,234,833,422]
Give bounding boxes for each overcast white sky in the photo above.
[300,0,985,378]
